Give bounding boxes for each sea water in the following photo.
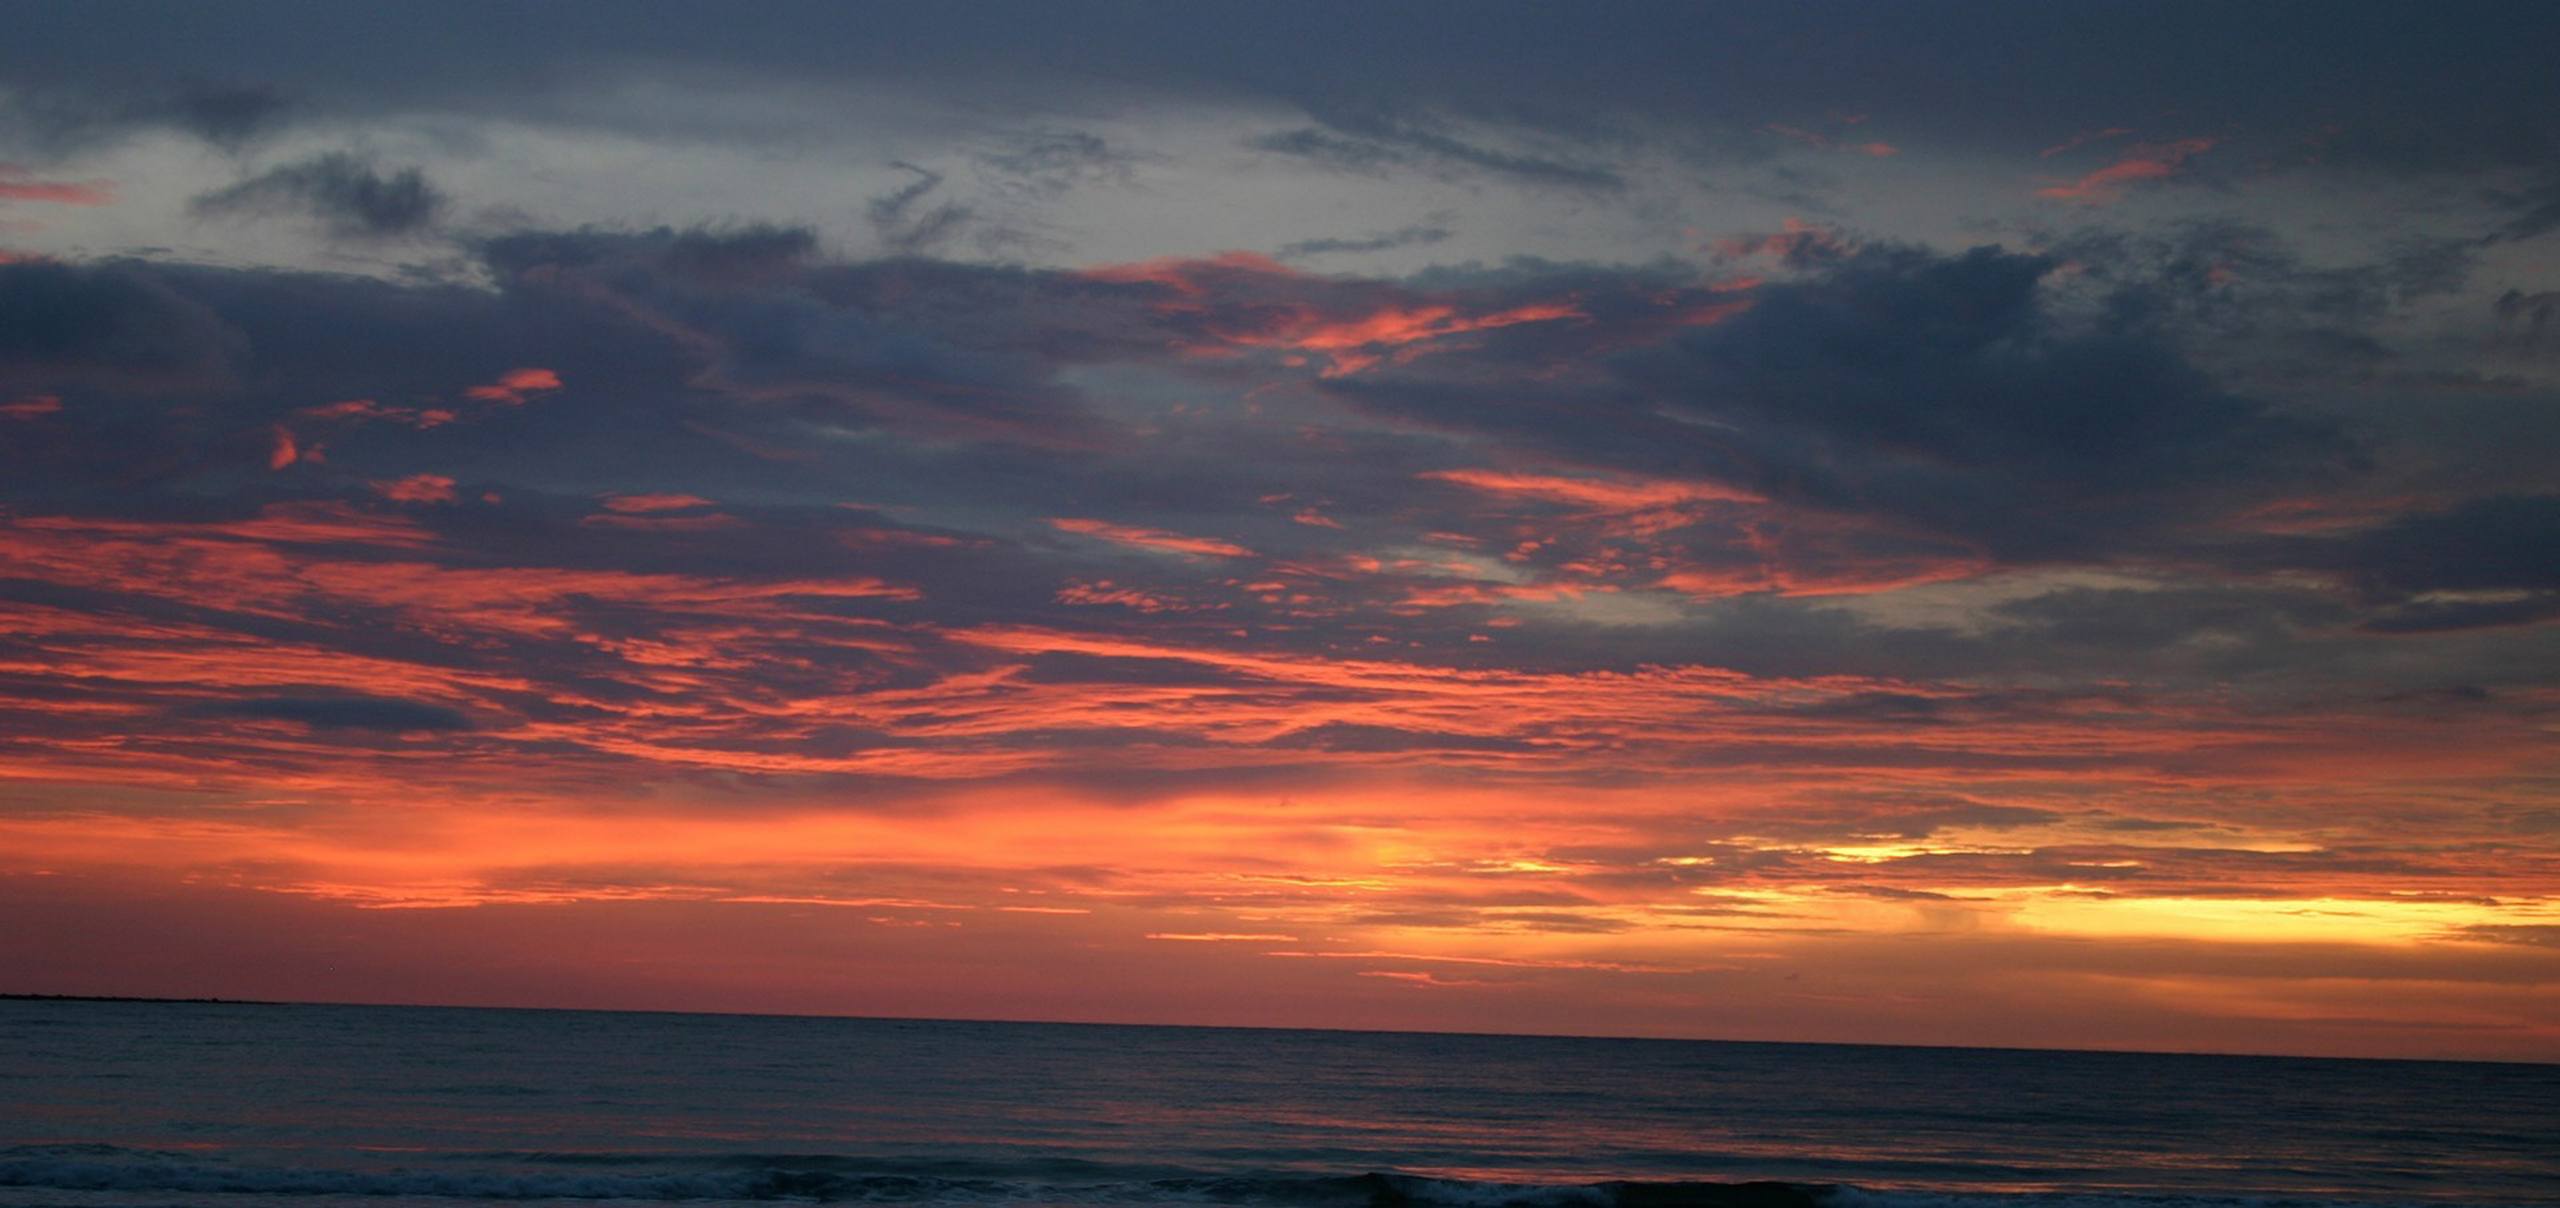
[2,1000,2552,1208]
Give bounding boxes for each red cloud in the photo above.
[2036,138,2217,204]
[267,427,300,470]
[464,367,564,404]
[1050,517,1254,558]
[2,394,62,418]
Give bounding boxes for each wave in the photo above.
[0,1147,2492,1208]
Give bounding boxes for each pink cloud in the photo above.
[1050,517,1255,558]
[2036,138,2217,204]
[601,493,718,514]
[301,399,458,429]
[463,367,564,404]
[1074,251,1299,295]
[375,474,458,504]
[1711,218,1852,264]
[1424,468,1761,510]
[0,166,114,206]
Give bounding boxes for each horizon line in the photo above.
[7,991,2548,1069]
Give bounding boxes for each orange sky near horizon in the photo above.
[2,468,2553,1059]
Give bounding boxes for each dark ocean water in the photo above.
[1,1001,2552,1208]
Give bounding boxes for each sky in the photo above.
[2,1,2557,1062]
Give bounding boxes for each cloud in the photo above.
[1279,223,1454,259]
[2334,495,2560,606]
[190,152,445,237]
[2493,172,2560,242]
[2035,138,2216,204]
[866,162,973,255]
[2493,289,2559,349]
[0,165,113,205]
[375,474,457,504]
[1323,243,2349,562]
[1248,118,1623,191]
[462,367,562,404]
[975,128,1139,200]
[0,259,240,391]
[200,694,473,733]
[660,224,820,284]
[1050,517,1253,559]
[0,80,289,157]
[1423,468,1758,511]
[600,493,717,514]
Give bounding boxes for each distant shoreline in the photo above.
[1,992,284,1006]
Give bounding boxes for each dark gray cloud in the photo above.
[9,2,2556,181]
[975,129,1139,200]
[2341,495,2560,595]
[1641,246,2350,557]
[2493,289,2560,351]
[1280,223,1454,259]
[2491,173,2560,242]
[1326,243,2354,561]
[1248,122,1622,191]
[0,79,288,157]
[190,152,445,237]
[0,260,242,391]
[202,695,472,732]
[865,163,973,255]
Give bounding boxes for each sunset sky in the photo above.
[3,2,2556,1061]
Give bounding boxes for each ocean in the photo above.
[1,1000,2552,1208]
